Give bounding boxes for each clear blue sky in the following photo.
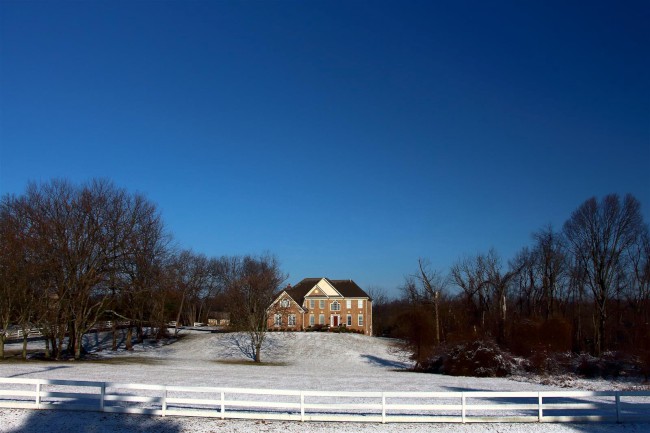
[1,1,648,295]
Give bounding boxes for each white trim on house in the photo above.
[304,278,343,298]
[267,291,306,313]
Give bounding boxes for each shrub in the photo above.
[429,340,517,377]
[576,354,601,378]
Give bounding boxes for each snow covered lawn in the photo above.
[1,330,649,432]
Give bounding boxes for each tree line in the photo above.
[2,180,647,369]
[0,179,284,360]
[376,194,649,371]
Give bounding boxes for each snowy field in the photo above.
[1,329,649,433]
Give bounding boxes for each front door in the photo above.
[331,315,339,327]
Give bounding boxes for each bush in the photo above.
[576,354,601,378]
[305,325,328,332]
[574,352,636,378]
[428,340,518,377]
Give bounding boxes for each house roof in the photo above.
[281,278,370,306]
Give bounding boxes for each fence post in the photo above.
[381,392,386,424]
[100,384,106,412]
[538,392,542,422]
[300,392,305,422]
[35,383,41,409]
[461,392,466,424]
[615,392,621,423]
[220,391,225,419]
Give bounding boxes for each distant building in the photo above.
[267,278,372,335]
[207,311,230,327]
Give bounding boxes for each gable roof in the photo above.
[281,278,370,306]
[327,279,370,298]
[268,290,307,313]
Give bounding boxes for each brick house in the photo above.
[267,278,372,335]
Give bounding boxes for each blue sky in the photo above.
[1,1,648,295]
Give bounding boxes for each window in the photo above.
[319,314,325,325]
[288,314,296,326]
[319,300,325,309]
[358,315,363,326]
[358,299,363,308]
[309,315,314,326]
[309,300,314,309]
[280,298,290,308]
[274,314,282,326]
[346,300,352,309]
[347,314,352,326]
[331,301,340,311]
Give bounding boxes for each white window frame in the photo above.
[274,314,282,327]
[346,300,352,309]
[319,300,325,309]
[358,299,363,308]
[288,314,296,326]
[309,299,315,309]
[309,314,314,326]
[358,314,363,326]
[347,314,352,326]
[331,301,340,311]
[319,314,325,325]
[281,298,290,308]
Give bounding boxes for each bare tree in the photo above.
[223,254,286,363]
[451,250,519,343]
[112,193,170,348]
[450,253,489,333]
[510,247,536,318]
[164,251,223,337]
[1,179,173,359]
[531,225,568,319]
[0,196,30,359]
[628,229,650,323]
[482,250,521,344]
[563,194,645,355]
[414,259,446,345]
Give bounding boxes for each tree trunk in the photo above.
[175,292,186,337]
[433,291,440,345]
[51,336,59,360]
[597,307,606,357]
[74,329,83,360]
[136,322,144,343]
[254,343,261,363]
[498,293,507,344]
[22,334,28,360]
[112,320,118,351]
[0,334,5,360]
[67,322,76,355]
[126,325,133,351]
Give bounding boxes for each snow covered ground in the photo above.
[1,329,649,433]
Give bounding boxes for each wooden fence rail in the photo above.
[0,377,648,424]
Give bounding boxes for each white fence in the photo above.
[0,377,648,423]
[2,322,135,341]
